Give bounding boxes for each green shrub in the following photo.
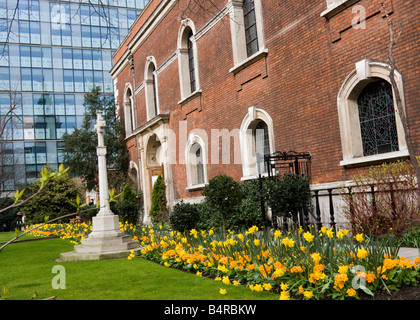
[149,174,169,224]
[115,201,139,224]
[266,172,311,228]
[23,168,79,224]
[112,183,140,224]
[196,199,218,230]
[121,183,137,203]
[77,204,99,222]
[169,200,201,233]
[202,175,244,235]
[196,177,265,232]
[234,179,264,230]
[0,198,21,231]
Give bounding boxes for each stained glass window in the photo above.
[357,79,399,156]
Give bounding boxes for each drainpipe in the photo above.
[128,52,143,205]
[127,52,138,129]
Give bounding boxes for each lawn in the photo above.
[0,237,278,300]
[0,231,36,243]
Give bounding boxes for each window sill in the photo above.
[178,89,202,106]
[340,149,410,168]
[229,48,268,75]
[186,183,206,191]
[320,0,360,19]
[240,173,268,181]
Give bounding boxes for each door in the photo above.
[149,165,164,192]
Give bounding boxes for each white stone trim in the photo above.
[229,48,268,74]
[337,59,408,167]
[177,19,201,101]
[320,0,360,19]
[228,0,266,68]
[239,106,275,179]
[185,131,208,189]
[144,56,160,121]
[123,83,135,136]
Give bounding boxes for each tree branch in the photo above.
[381,2,420,194]
[0,207,99,252]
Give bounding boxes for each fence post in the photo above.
[328,188,336,231]
[370,185,376,212]
[314,190,322,231]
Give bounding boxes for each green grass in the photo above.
[0,231,36,243]
[0,238,278,300]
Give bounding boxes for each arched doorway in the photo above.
[146,134,164,190]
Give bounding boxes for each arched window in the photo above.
[190,143,204,185]
[187,29,196,93]
[178,19,200,101]
[357,79,399,156]
[124,85,135,136]
[253,120,270,173]
[337,59,408,166]
[186,133,207,189]
[145,57,159,120]
[239,106,275,179]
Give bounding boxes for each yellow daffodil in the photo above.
[357,248,368,260]
[355,233,364,243]
[263,283,272,291]
[280,282,289,291]
[303,232,314,242]
[279,291,290,300]
[252,284,263,292]
[222,276,230,285]
[310,252,321,263]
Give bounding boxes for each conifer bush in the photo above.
[149,175,169,224]
[113,183,140,224]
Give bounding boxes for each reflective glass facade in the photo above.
[0,0,147,191]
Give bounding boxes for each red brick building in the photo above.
[110,0,420,225]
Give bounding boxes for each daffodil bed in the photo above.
[26,222,420,300]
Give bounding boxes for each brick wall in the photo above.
[112,0,420,204]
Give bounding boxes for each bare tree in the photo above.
[381,3,420,193]
[0,92,22,194]
[0,0,134,57]
[177,0,223,18]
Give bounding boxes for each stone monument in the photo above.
[59,111,140,261]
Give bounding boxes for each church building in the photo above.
[110,0,420,225]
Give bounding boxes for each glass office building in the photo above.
[0,0,148,191]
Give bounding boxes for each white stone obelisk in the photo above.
[89,110,122,237]
[59,111,139,261]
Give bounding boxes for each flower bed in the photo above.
[25,222,91,245]
[27,222,420,300]
[131,225,420,300]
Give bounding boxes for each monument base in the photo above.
[58,214,140,262]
